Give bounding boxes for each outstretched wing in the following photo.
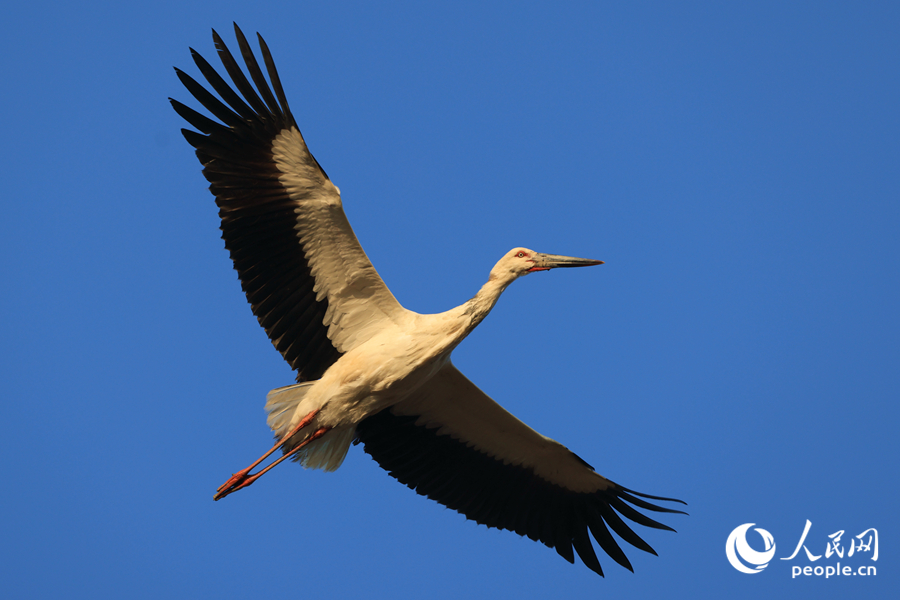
[172,24,409,381]
[354,363,686,577]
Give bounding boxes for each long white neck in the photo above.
[458,273,516,336]
[429,262,521,360]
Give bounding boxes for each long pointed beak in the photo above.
[529,253,604,272]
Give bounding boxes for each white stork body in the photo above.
[266,308,463,468]
[172,24,684,577]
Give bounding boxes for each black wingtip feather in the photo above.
[232,23,282,119]
[170,99,228,136]
[619,485,688,506]
[608,495,677,532]
[190,47,257,123]
[597,501,658,556]
[572,519,605,577]
[257,32,294,127]
[584,502,633,572]
[212,29,270,120]
[617,489,689,516]
[174,67,244,130]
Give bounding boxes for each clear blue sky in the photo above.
[2,1,897,598]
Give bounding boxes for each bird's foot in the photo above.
[212,408,325,501]
[214,467,257,500]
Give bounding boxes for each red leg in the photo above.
[214,408,323,501]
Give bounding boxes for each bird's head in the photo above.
[490,247,604,284]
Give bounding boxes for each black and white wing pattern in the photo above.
[172,24,410,381]
[354,363,686,576]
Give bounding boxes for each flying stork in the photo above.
[171,24,685,577]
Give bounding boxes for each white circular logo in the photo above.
[726,523,777,573]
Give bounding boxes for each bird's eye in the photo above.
[517,252,525,258]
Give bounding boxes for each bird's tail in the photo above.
[265,382,353,472]
[266,382,316,440]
